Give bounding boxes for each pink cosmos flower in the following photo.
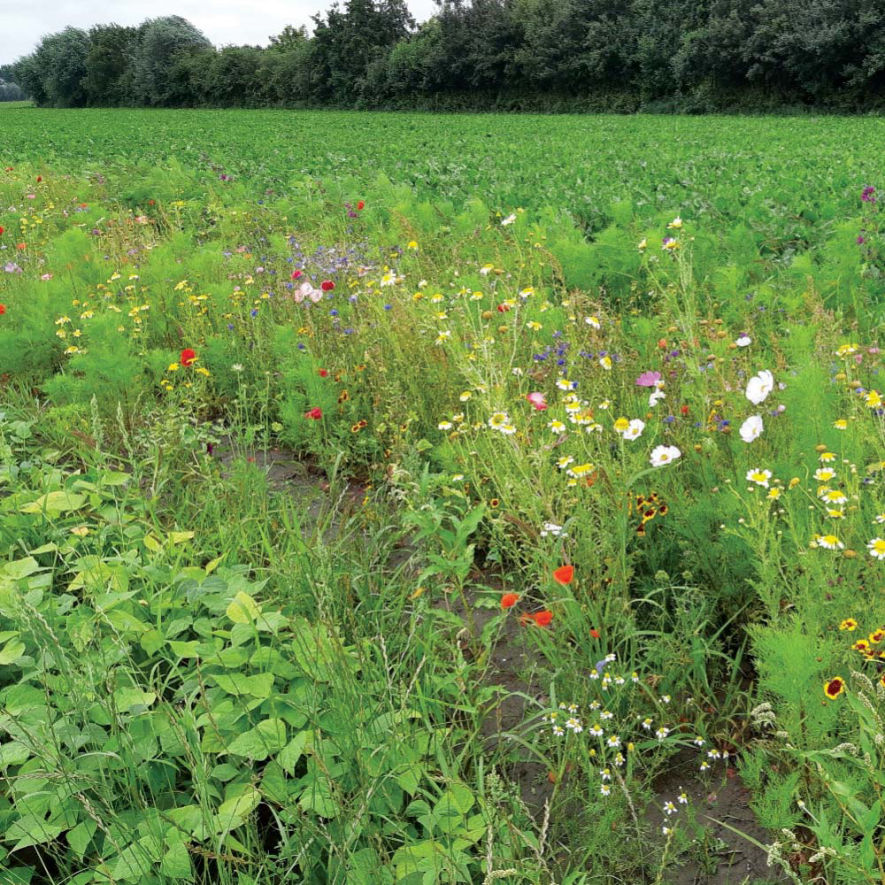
[526,392,548,411]
[635,371,661,388]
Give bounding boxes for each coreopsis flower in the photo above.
[839,618,858,631]
[739,415,763,443]
[746,370,774,405]
[823,677,845,699]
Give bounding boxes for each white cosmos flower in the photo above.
[746,370,774,405]
[623,419,645,440]
[739,414,764,443]
[649,389,666,407]
[735,334,752,347]
[501,213,517,226]
[650,445,681,467]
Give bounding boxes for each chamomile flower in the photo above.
[868,538,885,560]
[746,468,772,488]
[814,468,837,483]
[815,534,844,551]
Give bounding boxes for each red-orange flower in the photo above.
[305,407,323,420]
[321,280,335,291]
[552,565,574,585]
[357,200,365,210]
[530,610,553,627]
[590,628,600,639]
[0,304,6,316]
[180,348,197,367]
[501,592,519,609]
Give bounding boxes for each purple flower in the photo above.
[861,186,876,203]
[857,235,866,245]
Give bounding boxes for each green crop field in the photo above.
[0,106,883,884]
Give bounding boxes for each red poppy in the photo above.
[291,270,302,280]
[530,610,553,627]
[0,226,4,235]
[36,176,42,183]
[357,200,365,210]
[180,348,197,367]
[501,592,519,609]
[680,405,689,416]
[496,303,510,313]
[305,407,323,420]
[658,338,668,349]
[552,565,574,585]
[0,304,6,315]
[318,369,329,377]
[590,628,600,639]
[16,243,25,250]
[321,280,335,292]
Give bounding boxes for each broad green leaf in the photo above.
[0,638,27,665]
[8,816,65,852]
[279,730,310,772]
[159,840,192,879]
[20,491,86,515]
[226,591,261,623]
[217,784,261,825]
[226,719,287,759]
[66,820,97,859]
[1,557,41,580]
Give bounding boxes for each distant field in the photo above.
[3,106,885,234]
[0,107,883,884]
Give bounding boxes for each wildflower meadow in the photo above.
[0,106,883,884]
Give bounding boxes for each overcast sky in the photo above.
[0,0,439,66]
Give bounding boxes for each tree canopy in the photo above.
[12,1,885,111]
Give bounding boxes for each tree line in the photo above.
[10,1,885,113]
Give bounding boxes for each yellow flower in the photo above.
[833,419,848,430]
[407,240,419,250]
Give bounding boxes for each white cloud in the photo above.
[1,0,438,65]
